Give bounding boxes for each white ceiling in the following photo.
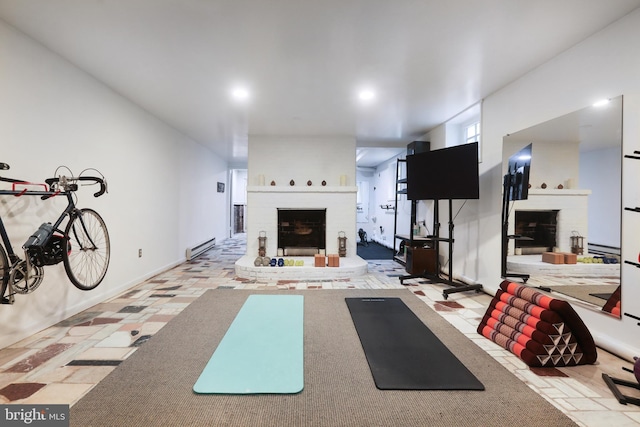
[1,1,639,167]
[504,96,623,153]
[356,147,406,169]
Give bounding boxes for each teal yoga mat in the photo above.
[193,294,304,394]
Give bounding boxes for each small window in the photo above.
[465,121,480,145]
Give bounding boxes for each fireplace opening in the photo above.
[514,210,558,254]
[278,209,326,256]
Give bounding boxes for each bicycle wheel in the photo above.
[63,208,110,290]
[0,245,9,303]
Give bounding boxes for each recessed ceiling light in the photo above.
[358,89,375,101]
[231,87,250,101]
[592,99,610,107]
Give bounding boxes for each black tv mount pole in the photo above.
[441,199,484,299]
[501,173,530,283]
[400,198,483,300]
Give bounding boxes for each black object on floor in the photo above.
[345,297,485,390]
[356,241,394,260]
[602,373,640,406]
[589,292,613,300]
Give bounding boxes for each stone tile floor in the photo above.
[0,235,639,426]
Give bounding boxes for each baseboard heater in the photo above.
[588,243,621,257]
[186,237,216,261]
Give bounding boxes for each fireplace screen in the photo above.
[278,209,326,255]
[515,210,558,254]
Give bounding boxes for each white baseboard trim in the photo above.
[0,260,183,350]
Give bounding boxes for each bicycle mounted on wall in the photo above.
[0,162,110,305]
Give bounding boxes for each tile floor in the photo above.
[1,235,639,426]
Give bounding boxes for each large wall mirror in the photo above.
[502,95,622,317]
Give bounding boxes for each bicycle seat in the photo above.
[0,162,9,170]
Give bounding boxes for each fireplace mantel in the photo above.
[527,189,591,196]
[247,186,357,194]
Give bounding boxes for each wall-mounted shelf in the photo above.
[624,150,640,160]
[623,312,640,328]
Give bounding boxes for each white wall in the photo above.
[178,142,230,248]
[503,140,581,190]
[450,9,640,360]
[0,20,228,348]
[581,146,622,247]
[247,136,356,188]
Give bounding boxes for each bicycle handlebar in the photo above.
[79,176,107,197]
[1,163,107,200]
[44,176,107,198]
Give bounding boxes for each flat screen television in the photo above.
[406,142,479,200]
[506,143,532,201]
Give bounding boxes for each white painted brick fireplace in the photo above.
[236,136,364,278]
[507,188,591,255]
[246,186,357,257]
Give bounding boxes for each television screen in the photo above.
[406,142,479,200]
[506,143,532,201]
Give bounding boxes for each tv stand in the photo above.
[399,199,483,299]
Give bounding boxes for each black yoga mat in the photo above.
[346,297,485,390]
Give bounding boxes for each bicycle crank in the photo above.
[9,260,44,294]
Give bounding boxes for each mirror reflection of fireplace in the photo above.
[277,209,326,256]
[514,210,558,254]
[503,95,622,316]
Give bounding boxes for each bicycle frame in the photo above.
[0,186,76,262]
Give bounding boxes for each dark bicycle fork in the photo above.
[69,210,99,252]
